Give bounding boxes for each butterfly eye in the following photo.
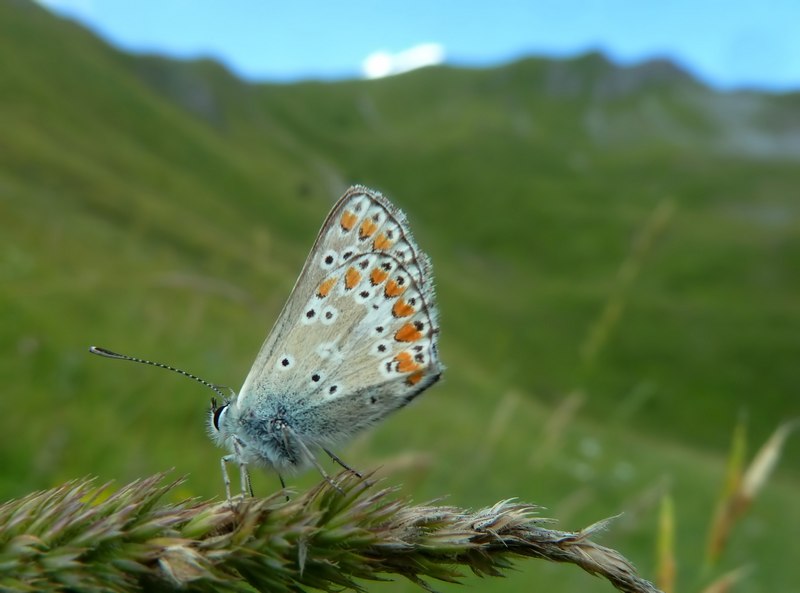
[212,403,229,431]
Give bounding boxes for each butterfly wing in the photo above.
[237,186,441,445]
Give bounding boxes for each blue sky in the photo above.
[37,0,800,91]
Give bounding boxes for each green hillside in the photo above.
[1,2,798,592]
[126,35,800,456]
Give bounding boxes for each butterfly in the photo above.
[91,186,442,497]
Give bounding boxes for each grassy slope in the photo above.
[252,61,800,456]
[1,2,798,592]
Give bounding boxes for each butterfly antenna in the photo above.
[89,346,228,400]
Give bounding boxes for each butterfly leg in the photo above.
[323,447,363,478]
[220,454,234,501]
[231,438,251,497]
[242,465,253,497]
[307,451,344,495]
[278,474,289,502]
[284,426,344,494]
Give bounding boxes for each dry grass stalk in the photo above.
[0,471,663,593]
[579,198,675,366]
[698,566,752,593]
[706,420,797,566]
[530,390,584,469]
[705,417,747,566]
[655,494,675,593]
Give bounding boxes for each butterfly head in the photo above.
[208,396,234,447]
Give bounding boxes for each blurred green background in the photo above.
[1,2,798,592]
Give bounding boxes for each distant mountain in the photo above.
[127,43,800,161]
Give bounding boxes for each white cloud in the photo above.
[362,43,445,79]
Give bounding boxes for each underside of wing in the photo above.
[238,186,440,409]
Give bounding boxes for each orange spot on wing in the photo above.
[370,268,388,285]
[392,299,415,317]
[316,276,337,298]
[384,279,406,298]
[340,210,357,231]
[373,233,393,250]
[395,351,420,373]
[359,218,378,240]
[406,371,425,386]
[344,267,361,290]
[395,323,422,342]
